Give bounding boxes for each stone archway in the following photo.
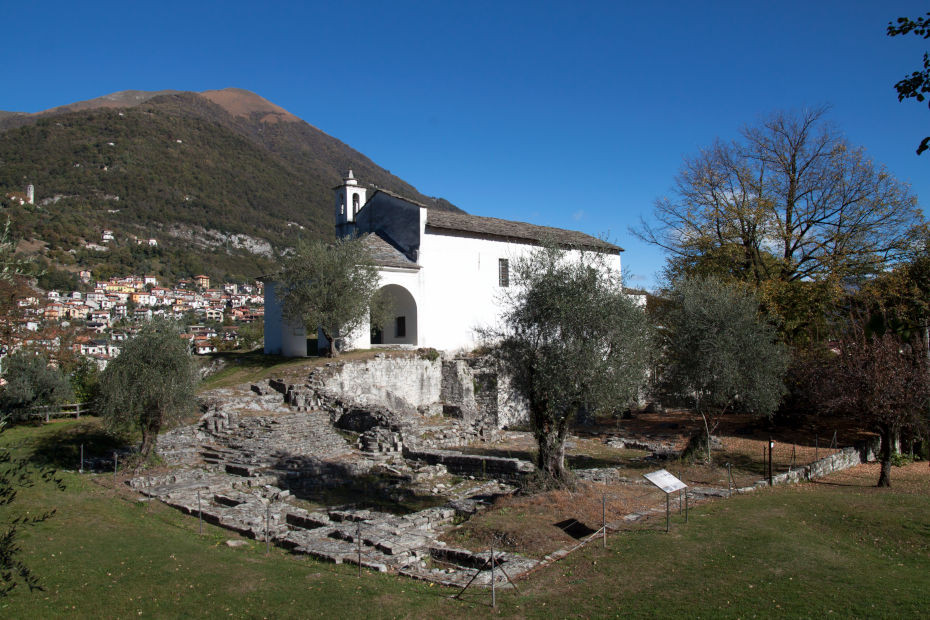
[371,284,418,346]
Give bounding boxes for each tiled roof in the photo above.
[426,210,622,252]
[360,233,420,269]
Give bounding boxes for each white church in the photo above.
[263,171,624,356]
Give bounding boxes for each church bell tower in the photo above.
[333,170,367,238]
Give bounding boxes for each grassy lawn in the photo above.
[3,420,929,618]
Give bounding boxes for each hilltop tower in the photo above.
[333,170,367,238]
[26,184,34,205]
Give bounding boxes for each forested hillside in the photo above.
[0,89,458,283]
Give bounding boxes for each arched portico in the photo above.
[371,284,418,346]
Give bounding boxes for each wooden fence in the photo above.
[28,402,95,422]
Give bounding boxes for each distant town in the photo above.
[8,272,264,369]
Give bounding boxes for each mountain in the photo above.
[0,88,460,283]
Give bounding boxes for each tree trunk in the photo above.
[321,328,339,358]
[535,420,569,484]
[877,422,893,488]
[139,413,162,461]
[700,411,712,463]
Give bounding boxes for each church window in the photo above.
[498,259,510,287]
[395,316,406,338]
[353,193,360,215]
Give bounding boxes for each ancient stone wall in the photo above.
[277,353,529,430]
[313,355,443,416]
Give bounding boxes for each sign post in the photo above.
[643,469,688,533]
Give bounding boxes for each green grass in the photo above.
[3,420,929,618]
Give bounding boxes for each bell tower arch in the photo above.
[333,170,368,238]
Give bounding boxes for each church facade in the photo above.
[264,171,623,356]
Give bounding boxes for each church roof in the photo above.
[426,210,622,252]
[361,233,420,269]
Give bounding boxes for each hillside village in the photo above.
[7,272,264,369]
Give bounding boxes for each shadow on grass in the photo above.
[712,452,766,477]
[27,420,128,469]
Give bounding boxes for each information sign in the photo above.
[643,469,687,494]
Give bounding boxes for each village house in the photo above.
[264,171,624,355]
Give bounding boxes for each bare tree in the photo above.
[637,108,922,284]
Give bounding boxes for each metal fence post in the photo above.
[79,444,84,474]
[768,438,774,486]
[666,493,670,533]
[491,547,496,608]
[602,494,607,549]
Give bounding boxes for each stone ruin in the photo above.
[131,351,878,588]
[134,353,540,587]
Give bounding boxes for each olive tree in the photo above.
[277,237,383,357]
[488,245,653,485]
[0,351,73,421]
[97,320,197,460]
[660,276,789,461]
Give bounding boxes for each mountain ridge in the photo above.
[0,88,460,283]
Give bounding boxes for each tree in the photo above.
[0,415,62,597]
[659,277,789,461]
[806,324,930,487]
[68,355,100,404]
[277,237,383,357]
[487,245,653,484]
[97,320,197,460]
[0,218,32,283]
[855,231,930,352]
[888,12,930,155]
[0,351,73,421]
[637,108,922,286]
[0,218,62,599]
[237,320,263,351]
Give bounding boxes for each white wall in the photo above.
[264,280,308,356]
[342,268,422,350]
[416,230,622,352]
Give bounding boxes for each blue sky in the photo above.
[3,1,929,289]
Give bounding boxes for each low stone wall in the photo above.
[404,448,536,481]
[750,438,880,490]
